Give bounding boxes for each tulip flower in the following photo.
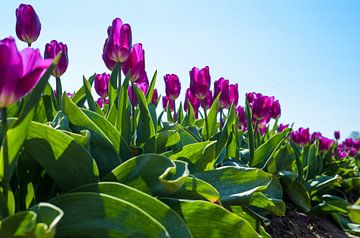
[271,100,281,119]
[184,88,200,118]
[319,136,333,151]
[122,43,145,82]
[236,105,247,130]
[102,41,116,71]
[96,98,109,108]
[162,96,175,112]
[189,66,211,100]
[229,83,239,107]
[103,18,132,63]
[164,74,181,100]
[277,123,289,133]
[44,40,68,77]
[202,90,213,110]
[95,73,110,99]
[128,81,149,105]
[311,132,322,143]
[151,89,158,105]
[214,78,230,109]
[0,37,52,108]
[15,4,41,46]
[290,127,310,145]
[334,131,340,140]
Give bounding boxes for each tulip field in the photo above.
[1,3,360,238]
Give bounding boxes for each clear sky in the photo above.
[1,1,359,138]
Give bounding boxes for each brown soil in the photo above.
[266,206,359,238]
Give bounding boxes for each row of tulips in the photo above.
[0,3,359,238]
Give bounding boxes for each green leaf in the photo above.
[305,143,318,180]
[155,130,180,153]
[267,143,295,175]
[107,64,119,111]
[71,182,191,238]
[83,76,103,115]
[25,121,99,191]
[105,154,188,196]
[245,99,255,161]
[304,175,342,196]
[162,198,261,238]
[135,86,156,144]
[194,166,273,205]
[348,199,360,224]
[0,211,37,237]
[146,70,157,104]
[331,213,360,235]
[169,141,217,173]
[202,94,220,139]
[250,129,290,168]
[50,192,170,238]
[115,74,131,144]
[285,180,311,212]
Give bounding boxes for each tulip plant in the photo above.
[0,4,359,238]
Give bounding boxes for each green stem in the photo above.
[56,77,62,110]
[1,107,9,212]
[131,81,135,142]
[220,109,223,130]
[245,100,255,162]
[27,42,31,47]
[173,100,177,122]
[203,106,209,140]
[234,124,240,160]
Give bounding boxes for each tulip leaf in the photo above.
[82,76,103,116]
[202,94,220,140]
[104,154,188,196]
[70,182,192,238]
[146,70,157,104]
[115,75,131,144]
[155,130,180,153]
[24,121,99,191]
[135,86,155,144]
[107,63,119,111]
[304,143,318,180]
[245,99,255,161]
[194,166,273,205]
[50,192,170,238]
[162,198,260,238]
[285,180,311,212]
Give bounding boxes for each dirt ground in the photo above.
[266,206,359,238]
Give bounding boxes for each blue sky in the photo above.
[1,1,359,138]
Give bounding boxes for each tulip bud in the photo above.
[277,123,289,133]
[102,39,116,71]
[164,74,181,100]
[189,66,211,100]
[162,96,175,112]
[202,90,213,110]
[319,136,333,151]
[128,81,148,105]
[0,37,52,107]
[334,131,340,140]
[214,78,230,109]
[44,40,68,77]
[311,132,322,143]
[15,4,41,45]
[290,127,310,145]
[236,105,247,129]
[151,89,158,105]
[103,18,132,63]
[229,83,239,107]
[122,43,145,82]
[271,100,281,119]
[95,73,110,98]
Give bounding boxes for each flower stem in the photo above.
[27,42,31,47]
[203,106,209,140]
[56,77,62,110]
[131,81,136,143]
[220,109,223,130]
[173,101,177,122]
[1,107,9,212]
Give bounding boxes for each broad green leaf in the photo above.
[245,99,255,161]
[305,143,318,180]
[331,213,360,235]
[169,141,217,173]
[202,94,220,139]
[250,129,290,168]
[342,177,360,193]
[71,182,191,238]
[146,70,157,104]
[105,154,188,196]
[348,199,360,224]
[155,130,180,153]
[107,63,119,111]
[50,192,170,238]
[0,211,37,237]
[83,76,103,115]
[115,74,131,144]
[194,166,272,205]
[25,122,99,191]
[267,143,295,175]
[304,175,342,196]
[162,198,260,238]
[285,180,311,212]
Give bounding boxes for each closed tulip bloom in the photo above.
[202,90,213,110]
[252,95,273,120]
[0,37,52,107]
[103,18,132,63]
[311,132,322,143]
[334,131,340,140]
[214,78,230,109]
[189,66,211,100]
[151,89,158,104]
[44,40,68,77]
[122,43,145,82]
[95,73,110,98]
[290,127,310,145]
[184,88,201,117]
[162,96,175,112]
[236,105,247,129]
[102,40,116,71]
[271,100,281,119]
[164,74,181,100]
[277,123,289,132]
[128,81,148,105]
[16,4,41,45]
[319,137,333,151]
[229,83,239,107]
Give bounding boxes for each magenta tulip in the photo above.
[162,96,175,112]
[271,100,281,119]
[151,89,158,105]
[229,83,239,107]
[103,18,132,63]
[334,131,340,140]
[95,73,110,98]
[290,127,310,145]
[189,66,211,100]
[202,90,213,110]
[311,132,322,143]
[164,74,181,100]
[128,81,148,105]
[44,40,68,77]
[102,41,116,71]
[184,88,200,117]
[277,123,289,132]
[122,43,145,82]
[15,4,41,45]
[236,105,247,129]
[214,78,230,109]
[319,137,333,151]
[0,37,52,107]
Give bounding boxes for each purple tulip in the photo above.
[122,43,145,82]
[184,88,201,118]
[214,78,230,109]
[229,83,239,107]
[277,123,289,132]
[0,37,52,107]
[311,132,322,143]
[95,73,110,98]
[102,41,116,71]
[334,131,340,140]
[96,98,109,108]
[290,127,310,145]
[271,100,281,119]
[162,96,175,112]
[44,40,68,77]
[236,105,247,129]
[151,89,158,105]
[349,147,357,157]
[15,4,41,45]
[189,66,211,100]
[202,90,213,110]
[103,18,132,63]
[128,81,148,105]
[252,95,274,120]
[164,74,181,100]
[319,136,333,151]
